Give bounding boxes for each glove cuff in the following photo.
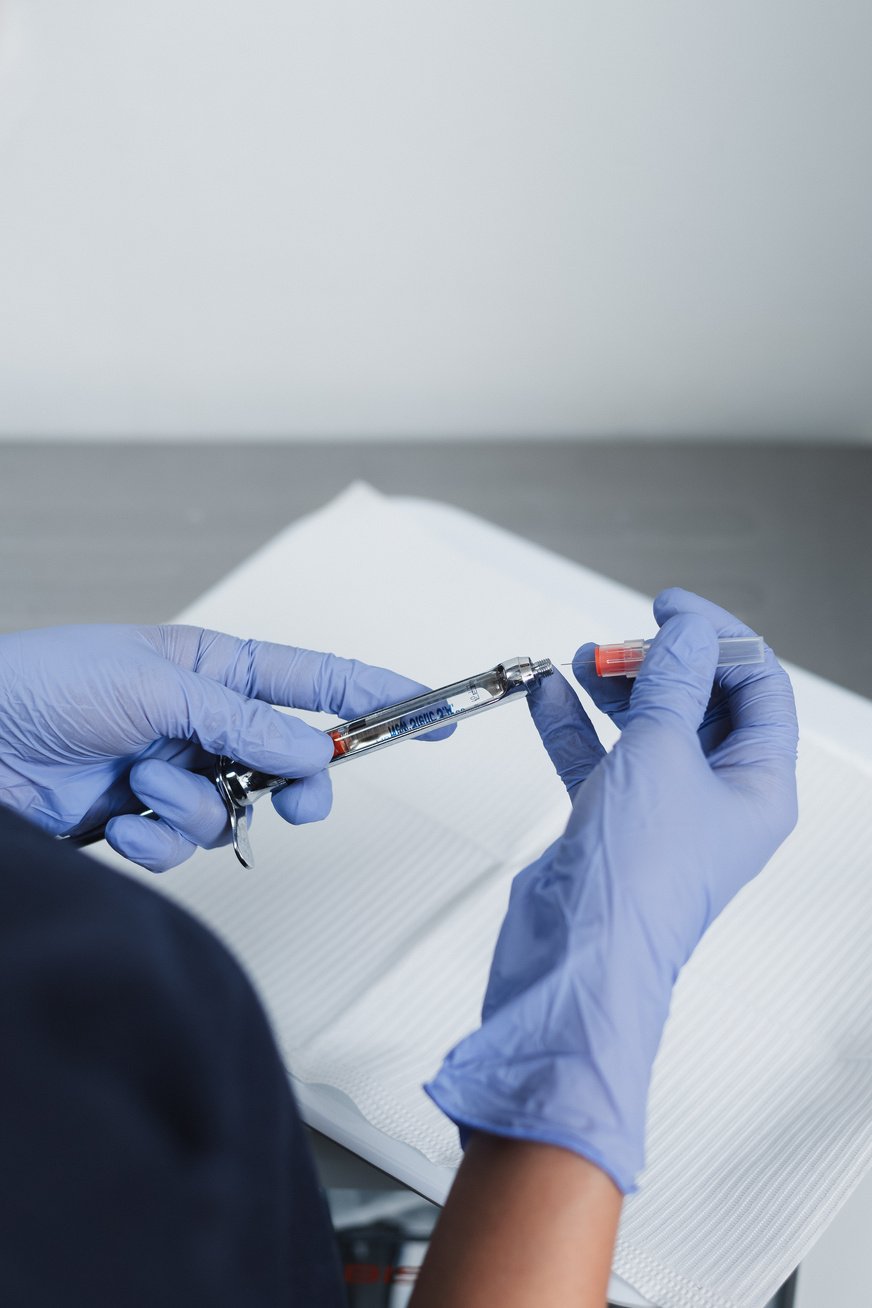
[425,957,674,1195]
[425,1054,649,1195]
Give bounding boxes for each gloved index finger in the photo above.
[274,648,456,739]
[527,668,606,796]
[155,626,454,733]
[148,665,334,776]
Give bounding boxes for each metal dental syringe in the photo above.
[65,656,553,869]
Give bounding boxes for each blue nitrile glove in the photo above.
[426,588,798,1193]
[0,624,451,873]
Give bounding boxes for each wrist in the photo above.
[412,1134,621,1308]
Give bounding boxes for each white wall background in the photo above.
[0,0,870,441]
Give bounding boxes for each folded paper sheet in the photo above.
[94,485,872,1308]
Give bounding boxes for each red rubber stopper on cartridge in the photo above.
[329,729,349,758]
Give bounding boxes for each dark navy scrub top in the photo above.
[0,806,345,1307]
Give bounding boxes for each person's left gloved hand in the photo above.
[426,589,798,1194]
[0,623,449,872]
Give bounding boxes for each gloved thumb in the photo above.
[623,612,719,737]
[148,664,334,775]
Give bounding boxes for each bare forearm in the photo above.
[410,1134,622,1308]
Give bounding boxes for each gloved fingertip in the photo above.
[652,611,720,666]
[652,586,698,625]
[527,666,582,724]
[279,716,335,771]
[128,759,229,847]
[105,814,195,873]
[527,670,606,793]
[627,612,719,733]
[271,771,333,825]
[127,758,185,813]
[570,642,634,721]
[243,711,334,778]
[105,814,149,862]
[652,587,761,644]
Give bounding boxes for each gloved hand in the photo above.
[426,588,798,1193]
[0,623,450,873]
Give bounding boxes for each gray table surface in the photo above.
[2,439,869,695]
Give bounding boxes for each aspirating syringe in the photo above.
[214,656,553,865]
[63,656,554,869]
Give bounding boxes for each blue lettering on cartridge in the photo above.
[388,702,456,739]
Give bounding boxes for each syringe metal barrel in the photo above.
[219,656,553,808]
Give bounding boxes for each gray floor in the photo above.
[1,439,869,695]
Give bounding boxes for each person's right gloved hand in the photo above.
[0,623,451,873]
[426,588,798,1194]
